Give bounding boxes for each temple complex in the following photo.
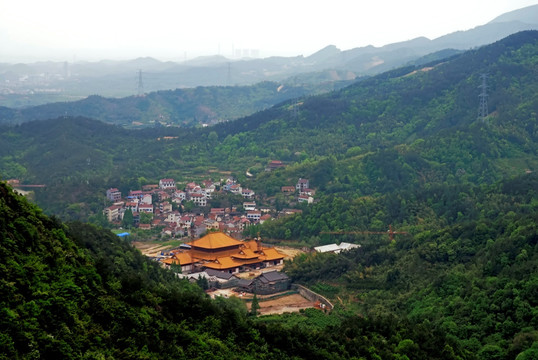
[164,232,285,274]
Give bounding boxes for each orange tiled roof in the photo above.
[260,248,285,261]
[174,252,194,265]
[187,232,243,249]
[244,240,261,252]
[203,256,242,270]
[162,258,176,265]
[162,252,194,265]
[232,248,258,259]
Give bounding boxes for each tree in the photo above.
[196,275,209,290]
[139,212,153,224]
[122,208,134,229]
[170,261,182,274]
[183,201,195,213]
[250,294,260,316]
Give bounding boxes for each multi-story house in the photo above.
[106,188,121,202]
[189,193,207,207]
[159,178,176,190]
[296,178,309,192]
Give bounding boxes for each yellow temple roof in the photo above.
[187,232,243,249]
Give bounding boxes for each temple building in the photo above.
[164,232,286,274]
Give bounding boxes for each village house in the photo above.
[106,188,121,202]
[125,201,139,213]
[142,184,159,192]
[140,194,152,205]
[158,191,170,201]
[138,204,154,213]
[173,190,186,202]
[243,202,256,211]
[185,182,198,193]
[164,211,180,224]
[103,205,122,222]
[266,160,285,171]
[203,188,214,199]
[203,218,220,231]
[250,270,290,295]
[281,186,295,193]
[281,208,303,216]
[159,178,176,190]
[159,201,172,213]
[128,190,144,199]
[229,184,242,194]
[189,193,207,207]
[296,178,309,192]
[210,208,226,217]
[298,195,314,204]
[241,188,255,199]
[246,211,262,222]
[201,179,215,188]
[300,188,316,196]
[260,214,272,224]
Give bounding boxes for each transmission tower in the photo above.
[478,73,488,121]
[137,69,144,96]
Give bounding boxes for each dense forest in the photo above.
[0,31,537,358]
[1,182,473,359]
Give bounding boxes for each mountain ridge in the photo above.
[1,5,537,107]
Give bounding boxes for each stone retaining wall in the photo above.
[291,284,334,311]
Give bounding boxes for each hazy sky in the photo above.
[0,0,536,62]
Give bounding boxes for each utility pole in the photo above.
[137,69,144,96]
[478,73,488,122]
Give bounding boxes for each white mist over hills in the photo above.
[0,0,537,63]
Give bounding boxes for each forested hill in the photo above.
[0,80,352,128]
[0,182,471,359]
[0,31,536,220]
[0,31,537,359]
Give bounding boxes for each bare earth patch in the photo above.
[248,293,317,315]
[208,289,316,315]
[132,241,174,257]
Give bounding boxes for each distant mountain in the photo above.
[0,80,354,128]
[1,5,536,107]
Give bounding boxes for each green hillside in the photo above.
[1,31,536,219]
[0,80,352,128]
[1,182,472,359]
[0,31,537,359]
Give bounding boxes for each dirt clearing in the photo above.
[248,293,317,315]
[132,241,174,257]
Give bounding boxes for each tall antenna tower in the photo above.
[478,73,488,121]
[137,69,144,96]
